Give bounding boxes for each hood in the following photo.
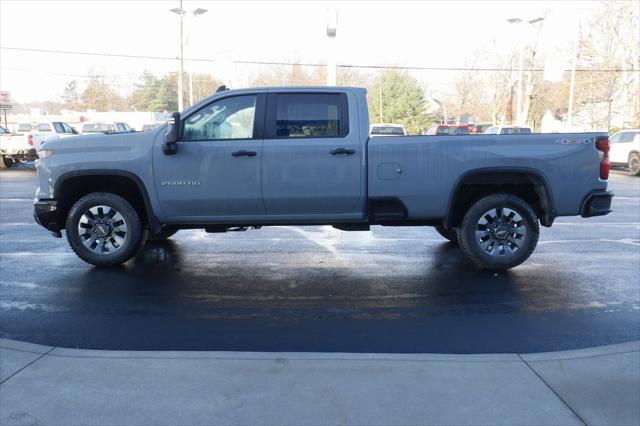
[40,130,158,152]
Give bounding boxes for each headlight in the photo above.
[38,149,54,159]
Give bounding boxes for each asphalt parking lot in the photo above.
[0,167,638,353]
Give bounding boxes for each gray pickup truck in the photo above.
[34,86,613,269]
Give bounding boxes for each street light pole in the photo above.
[188,8,208,106]
[170,4,208,109]
[326,8,337,86]
[507,17,544,126]
[170,1,185,111]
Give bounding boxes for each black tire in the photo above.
[65,192,147,266]
[629,153,640,176]
[458,193,539,270]
[434,225,458,244]
[147,227,178,241]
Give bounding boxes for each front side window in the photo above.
[183,95,257,141]
[274,93,346,138]
[60,122,74,134]
[53,123,65,133]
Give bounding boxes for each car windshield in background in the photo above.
[17,124,32,132]
[83,124,116,133]
[371,126,405,136]
[37,123,51,132]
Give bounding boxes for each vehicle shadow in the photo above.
[73,238,532,316]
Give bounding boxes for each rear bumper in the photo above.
[33,199,63,232]
[580,190,613,218]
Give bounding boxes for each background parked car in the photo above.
[370,124,407,136]
[609,129,640,175]
[81,122,133,134]
[15,123,34,133]
[425,125,470,135]
[482,125,532,135]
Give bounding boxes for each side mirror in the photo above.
[163,112,181,155]
[72,127,78,134]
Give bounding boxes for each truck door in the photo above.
[261,92,363,217]
[153,94,266,220]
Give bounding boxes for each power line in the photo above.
[2,46,638,73]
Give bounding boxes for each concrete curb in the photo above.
[2,337,638,360]
[1,338,639,426]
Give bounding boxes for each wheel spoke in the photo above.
[476,206,528,258]
[77,204,128,255]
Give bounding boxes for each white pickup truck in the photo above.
[0,121,77,168]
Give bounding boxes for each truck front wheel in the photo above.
[458,193,539,270]
[65,192,147,266]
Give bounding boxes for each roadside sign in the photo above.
[0,91,11,110]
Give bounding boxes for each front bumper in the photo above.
[34,199,63,233]
[580,190,613,217]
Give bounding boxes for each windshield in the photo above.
[371,126,405,136]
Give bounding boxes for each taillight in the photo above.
[596,137,610,180]
[28,134,33,147]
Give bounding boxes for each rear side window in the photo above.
[37,123,51,132]
[270,93,348,138]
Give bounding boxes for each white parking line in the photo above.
[0,198,32,201]
[279,226,342,258]
[553,222,640,226]
[539,238,640,246]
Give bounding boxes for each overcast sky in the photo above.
[0,0,603,103]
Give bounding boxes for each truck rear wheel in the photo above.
[434,225,458,244]
[65,192,147,266]
[458,193,539,270]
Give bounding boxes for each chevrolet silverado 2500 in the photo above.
[34,87,613,269]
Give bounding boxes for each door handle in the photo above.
[330,148,356,155]
[231,150,257,157]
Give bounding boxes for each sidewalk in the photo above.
[1,339,638,426]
